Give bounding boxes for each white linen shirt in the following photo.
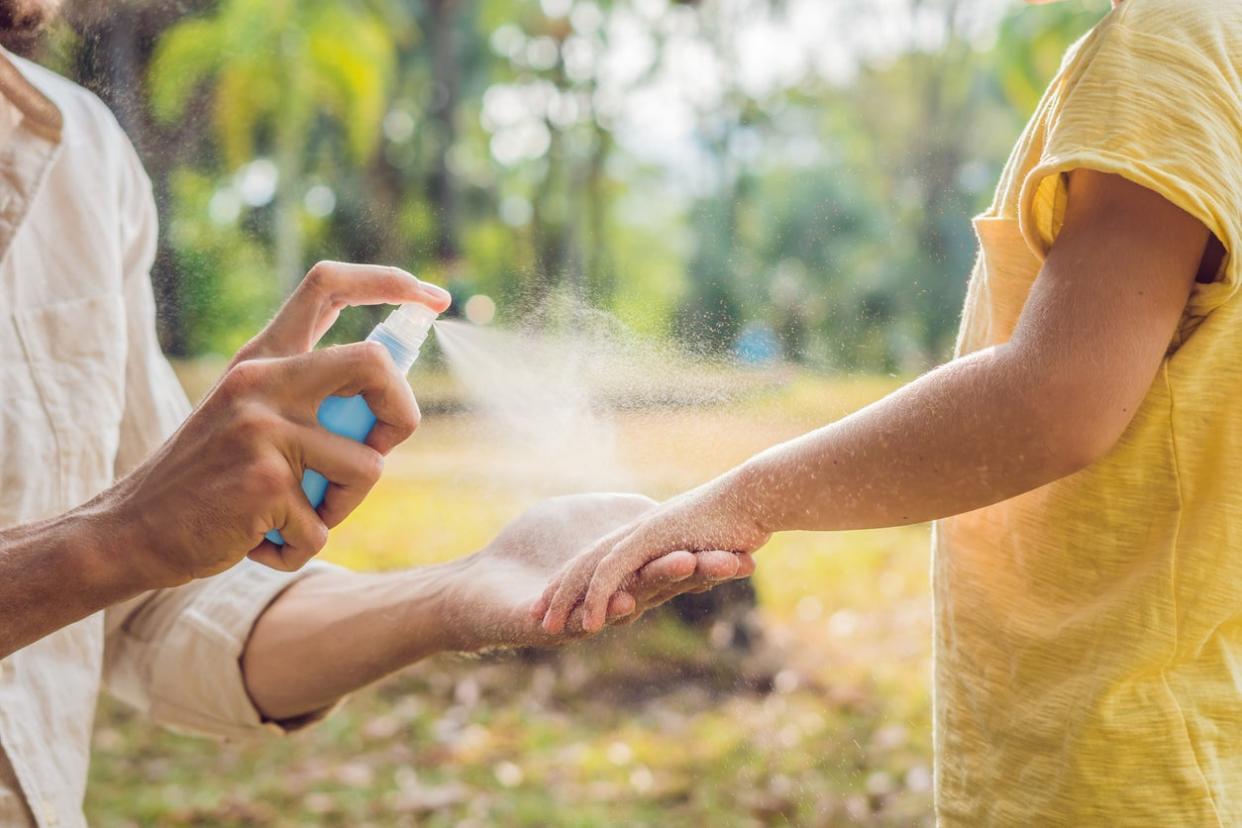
[0,50,332,828]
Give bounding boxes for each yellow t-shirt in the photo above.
[935,0,1242,824]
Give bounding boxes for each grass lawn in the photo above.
[87,369,934,827]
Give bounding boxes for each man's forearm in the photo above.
[244,494,757,718]
[0,506,148,659]
[732,344,1104,534]
[240,560,472,722]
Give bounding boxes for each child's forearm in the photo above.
[538,170,1207,634]
[727,171,1209,536]
[730,342,1109,534]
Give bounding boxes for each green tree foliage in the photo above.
[49,0,1108,365]
[148,0,400,293]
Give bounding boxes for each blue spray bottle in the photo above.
[266,301,439,545]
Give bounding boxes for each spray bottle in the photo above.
[266,302,439,545]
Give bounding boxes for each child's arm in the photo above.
[535,169,1214,633]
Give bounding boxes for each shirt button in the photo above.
[41,800,58,826]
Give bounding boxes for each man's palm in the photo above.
[451,494,752,650]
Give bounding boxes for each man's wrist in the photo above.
[0,505,156,659]
[54,505,159,605]
[393,556,482,657]
[87,478,194,592]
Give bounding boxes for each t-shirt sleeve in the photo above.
[1018,1,1242,317]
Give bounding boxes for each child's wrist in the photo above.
[712,463,775,537]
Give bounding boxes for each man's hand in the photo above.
[102,262,451,587]
[232,260,451,366]
[0,262,449,659]
[241,493,756,721]
[445,493,756,650]
[532,482,769,635]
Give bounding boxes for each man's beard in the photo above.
[0,0,58,33]
[0,0,60,54]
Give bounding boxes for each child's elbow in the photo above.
[1042,399,1133,478]
[1003,341,1149,481]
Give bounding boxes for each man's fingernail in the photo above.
[421,281,452,307]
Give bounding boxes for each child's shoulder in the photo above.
[1113,0,1242,45]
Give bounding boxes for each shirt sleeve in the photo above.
[100,129,345,739]
[1017,0,1242,318]
[103,559,345,740]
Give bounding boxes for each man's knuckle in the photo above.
[308,522,329,554]
[394,402,418,436]
[251,457,290,497]
[249,513,275,539]
[269,554,296,572]
[231,342,261,364]
[305,260,338,291]
[360,448,385,485]
[360,339,390,365]
[348,341,390,380]
[221,360,264,396]
[251,553,281,572]
[233,402,280,442]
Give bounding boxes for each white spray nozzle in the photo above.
[369,301,440,373]
[386,302,438,342]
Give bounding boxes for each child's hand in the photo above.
[531,477,770,634]
[449,493,757,650]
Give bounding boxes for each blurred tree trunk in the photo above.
[67,0,193,355]
[534,15,584,305]
[910,0,975,359]
[274,104,306,296]
[426,0,461,272]
[530,125,565,300]
[672,2,765,628]
[581,120,613,302]
[673,2,757,354]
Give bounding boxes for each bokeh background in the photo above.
[28,0,1109,824]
